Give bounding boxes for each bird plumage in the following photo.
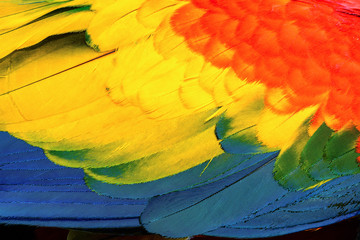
[0,0,359,238]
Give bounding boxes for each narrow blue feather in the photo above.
[141,153,279,237]
[141,161,360,238]
[206,175,360,238]
[0,132,147,229]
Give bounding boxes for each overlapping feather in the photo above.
[0,0,359,238]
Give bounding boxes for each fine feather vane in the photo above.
[0,0,359,239]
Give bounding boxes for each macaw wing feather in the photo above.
[85,153,276,198]
[142,159,360,238]
[0,1,93,59]
[206,174,360,238]
[85,152,278,199]
[0,132,147,229]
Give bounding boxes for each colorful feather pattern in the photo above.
[0,0,359,238]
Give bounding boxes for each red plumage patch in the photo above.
[170,0,360,131]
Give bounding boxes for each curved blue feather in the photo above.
[141,155,281,237]
[141,161,360,238]
[0,132,147,229]
[205,174,360,238]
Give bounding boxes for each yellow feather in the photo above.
[137,0,183,28]
[179,78,216,109]
[256,107,318,148]
[44,108,220,168]
[85,125,223,184]
[0,7,94,59]
[86,0,151,51]
[153,15,194,61]
[0,1,87,32]
[0,34,111,123]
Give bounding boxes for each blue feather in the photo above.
[141,161,360,238]
[0,132,147,229]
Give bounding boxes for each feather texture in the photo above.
[0,132,147,229]
[0,0,359,239]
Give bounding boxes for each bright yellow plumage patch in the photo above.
[0,0,227,184]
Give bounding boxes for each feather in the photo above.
[0,132,147,229]
[0,0,359,239]
[142,161,360,238]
